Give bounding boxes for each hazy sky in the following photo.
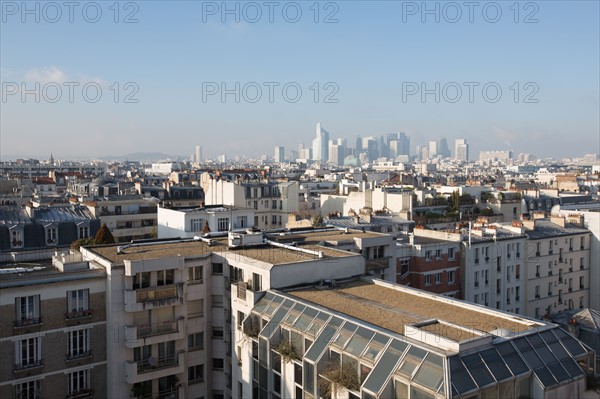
[1,1,599,160]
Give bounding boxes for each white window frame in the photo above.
[68,328,90,358]
[15,337,41,369]
[448,247,455,260]
[448,270,455,284]
[191,218,204,232]
[78,225,89,239]
[67,289,89,314]
[16,295,40,325]
[217,217,229,232]
[188,265,203,283]
[45,226,57,245]
[69,369,90,395]
[15,380,41,399]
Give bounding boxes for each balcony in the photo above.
[67,389,93,399]
[366,257,391,272]
[535,294,540,299]
[125,283,184,312]
[14,317,41,328]
[125,351,185,385]
[14,359,43,372]
[569,247,573,251]
[124,318,185,348]
[580,285,585,290]
[516,252,521,258]
[66,309,93,321]
[66,350,92,361]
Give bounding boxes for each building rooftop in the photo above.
[525,220,590,240]
[249,284,591,397]
[33,205,97,223]
[270,229,387,244]
[288,279,541,336]
[0,260,105,286]
[87,237,357,266]
[325,215,413,230]
[162,204,249,213]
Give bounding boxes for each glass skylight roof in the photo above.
[248,291,591,398]
[450,330,587,395]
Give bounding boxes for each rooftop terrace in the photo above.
[288,279,542,337]
[87,237,357,266]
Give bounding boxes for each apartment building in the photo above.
[0,203,100,256]
[158,205,255,238]
[396,229,462,298]
[234,278,595,399]
[556,205,600,310]
[200,172,299,230]
[267,229,397,282]
[462,222,528,314]
[0,255,107,399]
[523,216,591,319]
[84,195,158,242]
[79,229,364,399]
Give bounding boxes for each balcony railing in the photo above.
[157,387,180,399]
[14,359,43,372]
[137,320,178,338]
[14,317,41,327]
[136,353,179,374]
[366,257,390,271]
[67,389,93,399]
[66,309,92,320]
[126,352,184,384]
[137,284,178,302]
[67,350,92,361]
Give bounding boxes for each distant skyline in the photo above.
[1,1,598,160]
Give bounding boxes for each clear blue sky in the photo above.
[1,1,598,160]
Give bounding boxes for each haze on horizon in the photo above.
[1,1,598,160]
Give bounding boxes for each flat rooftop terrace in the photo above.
[0,260,104,286]
[288,280,542,337]
[88,238,357,266]
[270,229,386,243]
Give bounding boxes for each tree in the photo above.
[451,190,460,213]
[95,223,115,245]
[201,220,211,234]
[71,238,96,251]
[311,214,323,228]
